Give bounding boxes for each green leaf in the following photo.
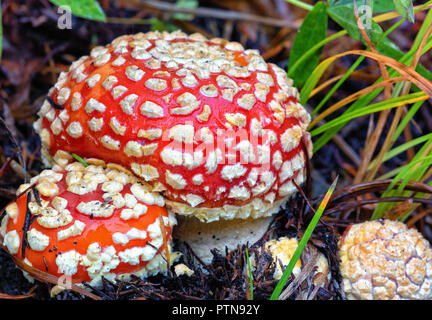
[327,3,383,46]
[331,0,396,13]
[393,0,415,23]
[173,0,198,21]
[288,1,328,88]
[49,0,106,21]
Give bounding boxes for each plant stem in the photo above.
[285,0,314,11]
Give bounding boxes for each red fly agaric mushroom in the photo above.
[0,161,177,287]
[34,30,312,222]
[339,219,432,300]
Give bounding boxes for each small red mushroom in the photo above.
[0,161,176,287]
[34,30,312,222]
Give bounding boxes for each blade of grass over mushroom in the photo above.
[270,176,338,300]
[245,247,254,300]
[71,153,89,167]
[49,0,106,21]
[288,1,327,88]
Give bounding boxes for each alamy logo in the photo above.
[57,5,72,30]
[57,274,73,290]
[357,4,373,31]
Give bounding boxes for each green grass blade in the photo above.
[310,92,428,136]
[285,0,314,11]
[71,153,89,167]
[288,31,347,84]
[312,55,365,117]
[368,132,432,170]
[310,2,432,152]
[270,176,338,300]
[245,247,254,300]
[312,37,432,153]
[372,150,432,219]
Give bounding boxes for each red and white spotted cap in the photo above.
[34,30,312,223]
[339,219,432,300]
[0,161,176,287]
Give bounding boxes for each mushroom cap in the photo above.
[34,30,312,222]
[339,219,432,300]
[0,161,176,287]
[263,237,328,282]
